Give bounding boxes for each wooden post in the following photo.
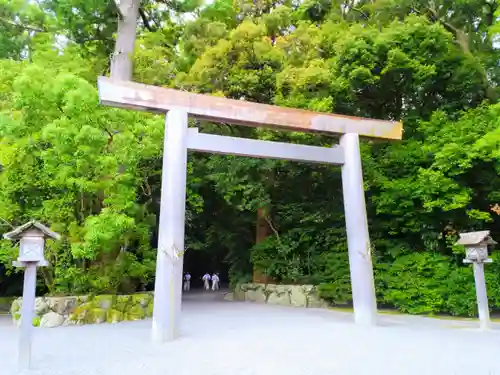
[340,133,378,325]
[473,262,491,330]
[151,110,188,343]
[456,231,496,331]
[18,263,37,369]
[3,221,60,370]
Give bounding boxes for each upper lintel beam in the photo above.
[97,76,403,140]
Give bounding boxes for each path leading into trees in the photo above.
[1,291,500,375]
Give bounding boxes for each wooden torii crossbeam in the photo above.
[98,77,403,140]
[97,76,403,344]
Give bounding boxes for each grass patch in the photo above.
[0,297,15,312]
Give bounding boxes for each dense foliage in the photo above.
[2,0,500,316]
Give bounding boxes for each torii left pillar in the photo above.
[340,133,377,325]
[151,110,189,343]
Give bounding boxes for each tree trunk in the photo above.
[253,206,274,284]
[110,0,141,81]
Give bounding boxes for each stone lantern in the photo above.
[456,230,497,330]
[3,220,60,369]
[5,221,59,266]
[457,230,496,264]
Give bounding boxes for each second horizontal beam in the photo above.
[186,129,344,165]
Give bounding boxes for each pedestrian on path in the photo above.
[183,272,191,292]
[211,273,220,291]
[202,272,211,290]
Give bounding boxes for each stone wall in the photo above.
[10,284,327,327]
[226,283,329,308]
[10,293,154,328]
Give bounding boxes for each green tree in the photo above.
[2,0,500,319]
[0,46,205,294]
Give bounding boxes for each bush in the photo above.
[251,233,321,284]
[317,282,352,305]
[318,251,490,317]
[442,267,476,316]
[249,228,500,317]
[379,252,455,314]
[316,251,352,305]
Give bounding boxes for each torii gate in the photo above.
[97,76,403,343]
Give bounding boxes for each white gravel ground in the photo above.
[2,292,500,375]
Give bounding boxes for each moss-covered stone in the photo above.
[84,300,99,310]
[47,296,77,315]
[94,295,115,310]
[40,312,65,327]
[116,295,131,304]
[241,283,263,292]
[302,285,316,295]
[235,283,329,309]
[32,316,41,327]
[114,295,132,312]
[10,299,21,314]
[289,285,307,307]
[76,296,89,305]
[145,300,154,317]
[124,304,146,321]
[267,291,291,305]
[106,309,124,324]
[68,302,96,324]
[87,308,107,323]
[233,286,245,301]
[12,292,156,327]
[131,293,152,308]
[246,288,266,303]
[34,298,50,315]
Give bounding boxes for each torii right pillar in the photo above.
[340,133,377,325]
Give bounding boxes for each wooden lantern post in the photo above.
[456,230,497,330]
[3,221,60,370]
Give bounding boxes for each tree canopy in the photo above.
[1,0,500,316]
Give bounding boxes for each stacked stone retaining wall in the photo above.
[10,293,154,328]
[227,283,329,308]
[10,284,328,328]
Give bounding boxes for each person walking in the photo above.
[211,273,220,291]
[183,272,191,292]
[202,272,211,291]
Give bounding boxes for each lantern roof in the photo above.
[3,220,61,241]
[455,231,497,246]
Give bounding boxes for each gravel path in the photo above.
[2,293,500,375]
